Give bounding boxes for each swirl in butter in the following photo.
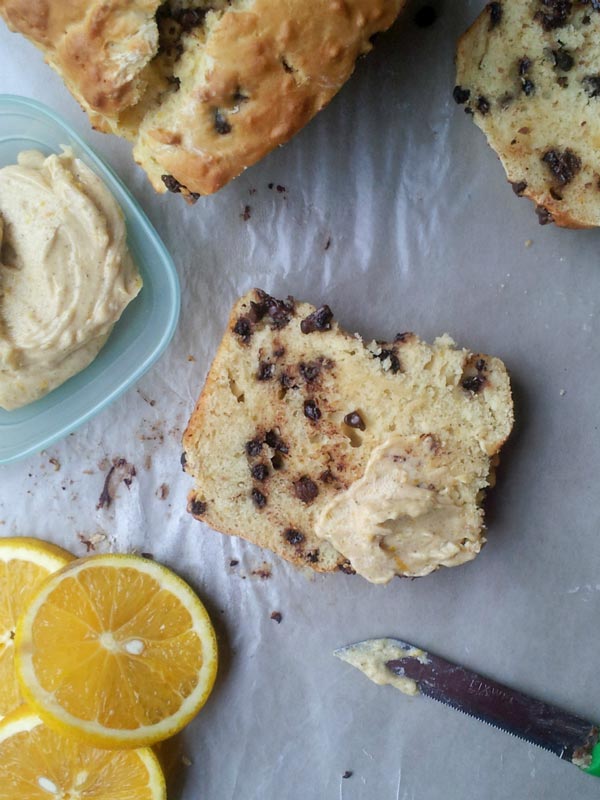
[315,434,484,583]
[0,148,142,410]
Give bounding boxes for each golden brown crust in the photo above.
[0,0,405,196]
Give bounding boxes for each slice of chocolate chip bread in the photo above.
[182,290,513,582]
[456,0,600,228]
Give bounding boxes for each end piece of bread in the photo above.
[0,0,405,197]
[182,289,513,578]
[456,0,600,228]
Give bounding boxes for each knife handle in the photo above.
[584,742,600,776]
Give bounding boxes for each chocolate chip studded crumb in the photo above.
[536,205,555,225]
[462,375,487,393]
[251,290,295,329]
[214,109,231,135]
[488,1,503,27]
[541,149,581,185]
[300,305,334,334]
[233,317,252,343]
[251,463,269,481]
[284,528,304,545]
[453,85,471,105]
[270,611,283,623]
[251,488,267,508]
[342,771,354,780]
[294,476,319,503]
[245,438,263,457]
[257,362,275,381]
[535,0,572,31]
[304,399,322,421]
[338,560,356,575]
[374,349,401,374]
[344,411,366,430]
[476,95,491,114]
[188,498,207,516]
[511,181,527,196]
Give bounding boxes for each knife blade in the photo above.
[334,638,600,776]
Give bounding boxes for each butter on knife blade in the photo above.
[334,638,600,777]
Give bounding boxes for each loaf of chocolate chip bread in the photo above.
[455,0,600,228]
[182,290,514,582]
[0,0,405,198]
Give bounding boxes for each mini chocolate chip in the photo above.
[374,349,401,374]
[535,0,572,31]
[270,611,282,623]
[233,317,252,343]
[258,362,275,381]
[300,362,321,382]
[338,561,356,575]
[552,48,574,71]
[319,469,336,484]
[557,76,569,88]
[536,205,554,225]
[394,332,413,343]
[300,305,334,334]
[413,5,437,27]
[245,438,263,457]
[462,375,486,393]
[306,550,320,563]
[161,174,182,193]
[304,399,321,421]
[541,149,581,185]
[252,488,267,508]
[476,96,491,114]
[488,1,503,27]
[265,429,289,453]
[180,452,187,471]
[251,290,295,329]
[475,358,486,372]
[511,181,527,196]
[344,411,366,430]
[284,528,305,545]
[188,499,207,516]
[251,463,269,481]
[230,559,239,567]
[518,57,531,76]
[583,75,600,98]
[342,771,354,780]
[583,13,591,23]
[214,109,231,134]
[453,85,471,105]
[294,476,319,503]
[522,78,535,96]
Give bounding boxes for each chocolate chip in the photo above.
[180,452,187,471]
[342,771,354,780]
[488,1,503,27]
[453,85,471,105]
[265,429,289,453]
[214,110,231,135]
[542,149,581,185]
[241,205,251,222]
[522,78,535,96]
[462,375,486,393]
[271,453,284,470]
[344,411,366,430]
[476,96,491,115]
[304,399,321,421]
[511,181,527,196]
[306,550,320,563]
[300,305,334,334]
[188,499,207,516]
[583,75,600,98]
[284,528,305,545]
[373,349,401,374]
[518,57,531,76]
[230,559,239,567]
[251,463,269,481]
[552,48,574,71]
[294,476,319,504]
[413,5,437,27]
[475,358,487,372]
[536,205,554,225]
[257,362,275,381]
[233,317,252,343]
[557,76,569,88]
[319,469,337,484]
[338,561,356,575]
[394,332,413,343]
[270,611,282,623]
[177,8,208,31]
[300,362,321,382]
[535,0,572,30]
[161,174,183,193]
[245,438,263,457]
[252,488,267,508]
[251,290,295,329]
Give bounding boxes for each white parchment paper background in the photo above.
[1,2,600,798]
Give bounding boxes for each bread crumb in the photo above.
[525,239,532,248]
[560,389,567,396]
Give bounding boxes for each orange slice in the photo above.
[0,706,165,800]
[15,554,218,749]
[0,538,73,720]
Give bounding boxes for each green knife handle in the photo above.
[584,742,600,776]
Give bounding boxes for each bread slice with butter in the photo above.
[456,0,600,228]
[182,289,514,582]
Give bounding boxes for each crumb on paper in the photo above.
[181,755,192,767]
[156,483,170,500]
[144,454,153,471]
[525,239,533,248]
[560,389,567,396]
[97,458,137,510]
[251,562,272,579]
[78,532,107,552]
[49,457,60,471]
[188,355,196,362]
[324,237,332,251]
[270,611,282,624]
[241,204,252,221]
[342,771,353,779]
[229,559,239,567]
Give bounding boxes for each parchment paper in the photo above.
[1,3,600,798]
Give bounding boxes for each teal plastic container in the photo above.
[0,95,180,465]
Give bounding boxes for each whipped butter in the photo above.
[0,149,142,410]
[334,638,428,696]
[315,434,483,584]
